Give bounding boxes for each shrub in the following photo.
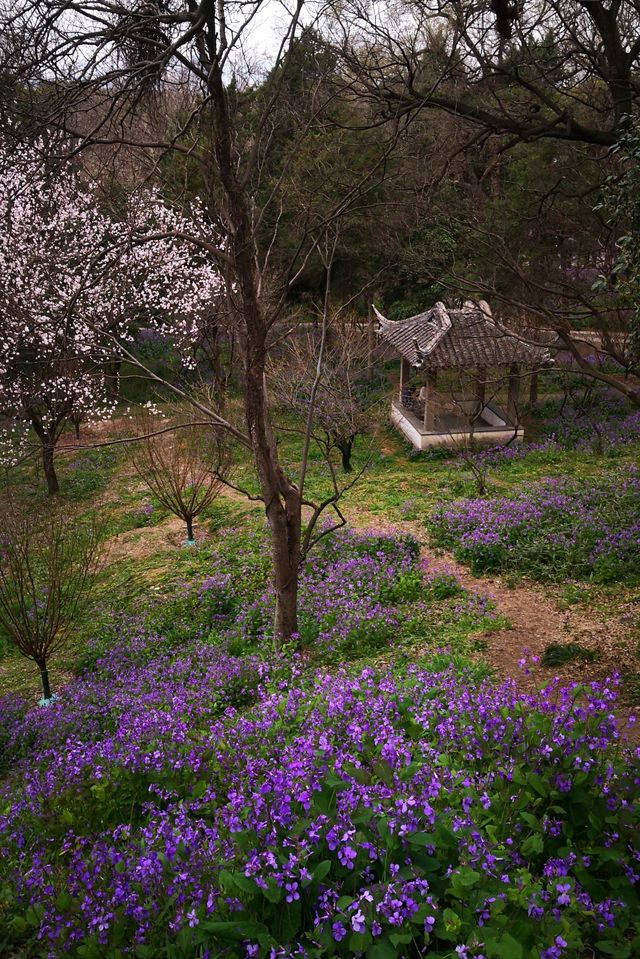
[541,643,597,667]
[466,403,640,474]
[0,501,103,700]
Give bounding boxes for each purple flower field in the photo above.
[464,406,640,474]
[429,467,640,581]
[0,529,638,958]
[1,651,638,959]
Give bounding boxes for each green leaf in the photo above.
[217,869,235,893]
[230,872,258,895]
[55,890,73,912]
[438,906,462,938]
[520,812,538,829]
[388,932,412,947]
[433,823,458,853]
[311,860,332,883]
[527,773,548,797]
[11,915,27,934]
[405,831,433,847]
[485,932,523,959]
[456,867,481,888]
[349,931,373,952]
[191,780,209,799]
[25,903,44,928]
[261,880,282,903]
[450,866,481,896]
[134,947,156,958]
[367,940,397,959]
[595,942,630,958]
[372,760,393,785]
[521,832,544,857]
[198,919,269,943]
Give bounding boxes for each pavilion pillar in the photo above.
[507,364,521,425]
[475,366,486,415]
[367,300,376,382]
[423,371,437,431]
[399,357,410,404]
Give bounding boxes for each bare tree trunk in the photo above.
[367,300,375,382]
[208,48,305,644]
[245,352,302,641]
[186,515,194,541]
[210,325,228,409]
[37,660,52,700]
[31,416,60,495]
[270,488,302,640]
[336,436,354,472]
[42,445,60,495]
[105,360,121,400]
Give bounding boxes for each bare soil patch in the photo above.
[350,511,639,738]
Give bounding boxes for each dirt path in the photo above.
[427,547,635,688]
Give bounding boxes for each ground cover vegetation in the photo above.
[0,524,638,959]
[0,386,638,956]
[428,466,640,583]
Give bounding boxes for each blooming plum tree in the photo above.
[0,142,222,493]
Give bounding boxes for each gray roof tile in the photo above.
[374,301,552,370]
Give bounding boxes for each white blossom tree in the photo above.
[0,142,222,493]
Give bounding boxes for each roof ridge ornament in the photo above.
[376,297,551,372]
[373,301,453,367]
[372,303,394,332]
[412,337,427,367]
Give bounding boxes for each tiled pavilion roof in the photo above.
[374,301,553,371]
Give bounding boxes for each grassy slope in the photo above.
[0,394,638,702]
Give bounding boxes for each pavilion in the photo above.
[374,300,552,450]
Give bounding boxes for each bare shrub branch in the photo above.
[0,499,104,700]
[127,410,231,542]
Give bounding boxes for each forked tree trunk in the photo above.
[208,34,304,645]
[336,436,354,472]
[42,445,60,495]
[31,416,60,495]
